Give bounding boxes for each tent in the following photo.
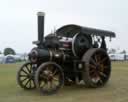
[0,54,5,64]
[4,55,16,63]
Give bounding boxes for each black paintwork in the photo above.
[56,24,116,38]
[17,12,116,94]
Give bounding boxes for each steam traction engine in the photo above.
[17,12,116,94]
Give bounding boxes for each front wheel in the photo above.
[35,62,64,95]
[17,62,36,90]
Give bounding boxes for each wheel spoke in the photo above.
[19,75,28,77]
[49,81,57,90]
[90,58,97,65]
[50,81,55,89]
[99,72,107,78]
[26,65,31,73]
[21,69,29,75]
[46,67,49,71]
[21,77,28,82]
[24,79,31,87]
[42,82,49,90]
[89,64,96,69]
[29,80,31,88]
[97,55,101,63]
[47,81,51,90]
[95,72,99,78]
[99,79,103,84]
[53,69,58,76]
[90,72,97,78]
[100,57,108,64]
[40,81,47,88]
[49,65,54,71]
[89,69,95,74]
[94,55,98,63]
[103,65,109,69]
[100,65,109,72]
[32,80,35,87]
[53,77,59,81]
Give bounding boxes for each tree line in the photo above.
[0,48,16,55]
[0,47,127,56]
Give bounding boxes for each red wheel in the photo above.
[82,48,111,87]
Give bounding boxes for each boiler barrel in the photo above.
[29,48,50,62]
[29,48,70,63]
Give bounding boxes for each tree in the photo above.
[4,48,16,55]
[120,50,127,60]
[120,50,126,54]
[0,51,2,54]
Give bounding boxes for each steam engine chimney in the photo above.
[37,12,45,48]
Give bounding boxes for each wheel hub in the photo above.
[96,64,100,71]
[27,73,34,79]
[43,70,54,81]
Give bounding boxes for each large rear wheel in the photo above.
[82,48,111,87]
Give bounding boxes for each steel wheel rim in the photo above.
[88,51,111,86]
[36,63,64,94]
[17,62,36,89]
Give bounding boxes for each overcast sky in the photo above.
[0,0,128,53]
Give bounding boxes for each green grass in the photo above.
[0,62,128,102]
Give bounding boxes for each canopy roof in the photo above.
[56,24,116,38]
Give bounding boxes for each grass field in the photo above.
[0,62,128,102]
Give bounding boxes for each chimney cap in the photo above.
[37,12,45,16]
